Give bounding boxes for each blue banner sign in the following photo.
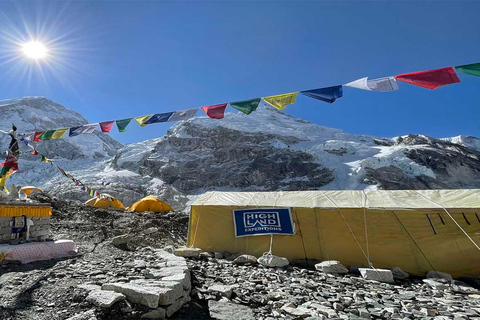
[233,208,295,237]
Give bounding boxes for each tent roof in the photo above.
[191,189,480,210]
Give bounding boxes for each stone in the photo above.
[111,234,131,247]
[208,284,234,299]
[173,247,202,258]
[427,270,453,282]
[162,271,191,290]
[141,308,166,319]
[423,279,448,290]
[86,290,125,308]
[359,268,394,283]
[130,279,184,305]
[391,267,409,280]
[78,284,102,292]
[452,280,479,294]
[233,254,258,265]
[103,282,172,308]
[315,261,348,274]
[65,310,97,320]
[281,305,312,318]
[258,254,289,268]
[208,300,255,320]
[166,294,191,317]
[144,227,159,235]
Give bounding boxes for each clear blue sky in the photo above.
[0,1,479,144]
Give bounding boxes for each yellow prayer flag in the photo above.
[134,115,152,127]
[51,128,69,140]
[262,92,298,110]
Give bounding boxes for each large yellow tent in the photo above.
[128,195,173,213]
[85,195,125,210]
[20,186,43,196]
[188,189,480,278]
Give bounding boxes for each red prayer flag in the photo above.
[33,131,44,142]
[99,121,114,133]
[201,103,227,119]
[32,149,39,156]
[395,67,460,89]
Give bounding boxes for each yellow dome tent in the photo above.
[20,186,43,196]
[85,194,125,210]
[128,195,173,213]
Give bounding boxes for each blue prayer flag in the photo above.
[144,112,174,124]
[300,85,343,103]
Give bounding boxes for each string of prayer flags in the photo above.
[99,121,114,133]
[134,115,152,127]
[168,108,198,122]
[345,77,399,92]
[201,103,227,119]
[0,125,19,189]
[144,112,174,124]
[262,93,298,110]
[395,67,460,89]
[51,128,68,140]
[34,131,44,142]
[40,130,56,141]
[455,63,480,77]
[116,118,132,132]
[69,124,97,137]
[230,98,261,115]
[301,85,343,103]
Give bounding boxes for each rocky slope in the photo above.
[2,97,480,211]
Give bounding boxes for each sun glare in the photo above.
[22,41,47,59]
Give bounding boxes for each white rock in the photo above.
[359,268,394,283]
[78,284,102,292]
[426,270,453,282]
[130,279,184,305]
[258,254,289,268]
[162,270,191,290]
[208,284,234,299]
[65,310,97,320]
[144,227,159,235]
[315,261,348,274]
[173,247,202,258]
[391,267,409,280]
[141,307,166,319]
[233,254,257,265]
[111,234,131,247]
[208,300,255,320]
[166,294,191,317]
[86,290,125,308]
[423,279,448,290]
[281,305,312,318]
[103,282,170,308]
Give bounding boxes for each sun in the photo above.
[22,41,48,59]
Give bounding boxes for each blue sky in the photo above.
[0,1,479,144]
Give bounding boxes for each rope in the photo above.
[320,191,370,266]
[414,191,480,253]
[362,190,372,267]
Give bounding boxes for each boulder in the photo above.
[208,300,255,320]
[208,284,234,299]
[426,270,453,282]
[86,290,125,308]
[233,254,257,265]
[102,282,180,308]
[359,268,394,283]
[173,247,202,258]
[111,234,131,247]
[391,267,409,280]
[258,254,289,268]
[315,261,348,274]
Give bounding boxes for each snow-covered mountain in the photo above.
[2,97,480,211]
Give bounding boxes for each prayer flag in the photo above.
[262,92,298,110]
[40,130,55,141]
[41,155,53,163]
[144,112,174,124]
[345,77,399,92]
[33,131,44,142]
[99,121,115,133]
[201,103,227,119]
[32,149,38,156]
[89,189,94,196]
[395,67,460,89]
[230,98,261,115]
[69,124,97,137]
[168,108,198,122]
[134,115,153,127]
[455,63,480,77]
[51,128,68,140]
[116,118,132,132]
[300,85,343,103]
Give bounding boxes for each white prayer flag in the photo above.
[345,76,399,92]
[168,108,199,122]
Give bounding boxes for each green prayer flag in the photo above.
[229,98,261,115]
[455,63,480,77]
[116,118,132,132]
[40,130,56,141]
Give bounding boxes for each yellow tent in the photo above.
[20,186,43,196]
[188,189,480,278]
[129,195,173,213]
[85,195,125,210]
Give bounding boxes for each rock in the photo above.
[391,267,409,280]
[233,254,257,265]
[141,307,166,319]
[165,294,191,317]
[78,284,102,292]
[281,305,312,318]
[427,270,453,282]
[65,310,97,320]
[423,279,448,290]
[258,254,289,268]
[208,284,234,299]
[144,227,159,235]
[86,290,126,308]
[208,300,255,320]
[173,247,202,258]
[315,261,348,274]
[359,268,394,283]
[112,234,131,247]
[452,280,479,294]
[162,271,191,290]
